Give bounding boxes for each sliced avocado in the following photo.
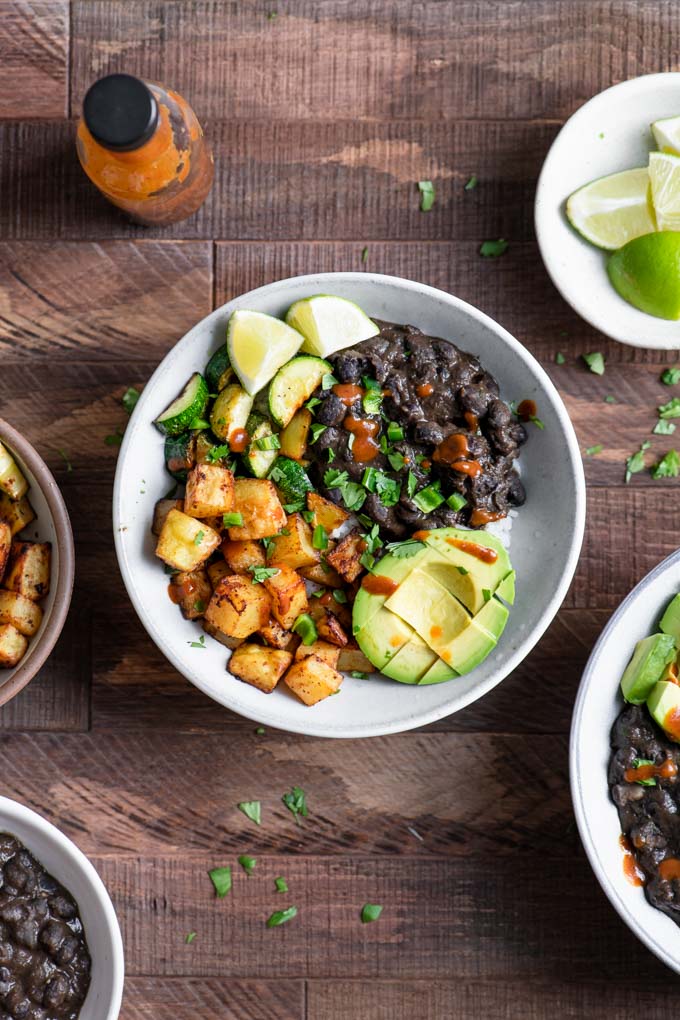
[352,551,427,632]
[418,527,510,604]
[620,633,676,704]
[647,680,680,742]
[661,657,680,684]
[354,607,415,671]
[382,634,438,684]
[419,658,459,685]
[660,594,680,642]
[495,569,516,606]
[431,596,509,674]
[385,569,471,647]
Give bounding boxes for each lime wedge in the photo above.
[652,116,680,156]
[226,310,304,395]
[566,168,656,250]
[649,151,680,231]
[607,231,680,320]
[285,295,379,357]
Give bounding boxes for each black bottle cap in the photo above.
[83,74,159,152]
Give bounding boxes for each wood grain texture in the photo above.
[0,1,68,119]
[121,979,303,1020]
[70,1,680,123]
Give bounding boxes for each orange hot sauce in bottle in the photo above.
[76,74,214,226]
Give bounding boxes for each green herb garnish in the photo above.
[625,440,651,483]
[332,589,348,604]
[105,431,123,446]
[292,614,318,646]
[193,530,205,546]
[255,726,266,735]
[585,445,603,456]
[207,443,231,463]
[654,419,676,435]
[188,635,206,649]
[313,524,328,550]
[122,386,140,414]
[360,903,383,924]
[238,855,257,875]
[555,352,566,365]
[446,492,467,511]
[362,377,382,416]
[274,876,288,893]
[189,417,210,430]
[464,175,478,191]
[604,395,617,404]
[208,866,232,898]
[662,368,680,385]
[361,246,368,263]
[322,372,339,390]
[250,566,280,584]
[418,180,435,212]
[457,566,469,575]
[238,801,262,825]
[582,351,605,375]
[185,932,196,944]
[651,449,680,479]
[282,786,308,822]
[310,424,327,444]
[360,523,383,555]
[659,397,680,419]
[479,238,508,258]
[406,471,418,498]
[266,906,297,928]
[482,589,492,602]
[384,539,425,558]
[413,482,444,513]
[223,511,244,527]
[631,757,657,787]
[387,450,406,471]
[58,448,73,472]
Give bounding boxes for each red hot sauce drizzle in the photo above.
[416,382,434,398]
[517,399,537,422]
[333,383,363,406]
[362,574,398,596]
[445,537,498,564]
[624,757,678,784]
[469,508,506,527]
[344,415,380,462]
[619,834,644,887]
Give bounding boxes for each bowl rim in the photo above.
[0,417,75,707]
[569,547,680,974]
[0,794,125,1018]
[113,271,586,737]
[535,71,680,349]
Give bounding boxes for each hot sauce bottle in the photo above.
[76,73,214,226]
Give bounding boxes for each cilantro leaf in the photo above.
[464,174,477,191]
[310,424,327,444]
[625,440,651,483]
[207,443,232,463]
[249,566,280,584]
[185,931,197,943]
[188,635,206,649]
[651,449,680,479]
[122,386,140,414]
[662,368,680,385]
[361,246,368,263]
[282,786,308,822]
[324,468,349,489]
[360,903,383,923]
[418,180,435,212]
[555,352,566,365]
[58,448,72,472]
[266,906,297,928]
[582,351,605,375]
[585,445,603,456]
[479,239,508,258]
[193,530,205,546]
[208,866,232,898]
[274,876,288,893]
[654,419,676,436]
[238,855,257,875]
[659,397,680,419]
[384,539,426,558]
[238,801,262,825]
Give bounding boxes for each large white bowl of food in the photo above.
[113,273,585,737]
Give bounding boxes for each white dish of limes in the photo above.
[535,73,680,347]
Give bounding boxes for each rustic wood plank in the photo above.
[121,978,304,1020]
[0,1,68,119]
[1,731,572,857]
[70,1,680,123]
[0,241,213,361]
[92,854,669,980]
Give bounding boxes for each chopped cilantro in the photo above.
[327,448,336,462]
[282,502,304,513]
[387,450,406,471]
[582,351,605,375]
[625,440,651,483]
[207,443,231,463]
[188,635,206,649]
[266,906,297,928]
[237,801,262,825]
[362,377,382,415]
[189,417,210,430]
[255,726,266,735]
[122,386,140,414]
[457,566,469,575]
[223,511,244,527]
[361,246,368,263]
[464,174,478,191]
[282,786,308,822]
[585,445,603,456]
[302,510,315,523]
[604,395,617,404]
[384,539,425,558]
[479,238,508,258]
[662,368,680,385]
[324,467,365,509]
[375,472,401,507]
[659,397,680,419]
[274,876,288,893]
[360,903,383,924]
[360,523,383,555]
[238,855,257,875]
[193,530,205,546]
[360,551,375,571]
[351,670,369,679]
[208,866,232,898]
[249,565,280,584]
[306,396,322,411]
[631,758,657,787]
[193,599,205,613]
[325,468,349,489]
[105,431,123,446]
[322,372,339,390]
[654,419,676,436]
[310,423,327,444]
[185,932,196,944]
[58,448,72,472]
[555,352,566,365]
[651,449,680,479]
[418,180,435,212]
[406,470,418,498]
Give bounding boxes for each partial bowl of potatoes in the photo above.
[0,418,75,706]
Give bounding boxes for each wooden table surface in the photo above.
[2,1,680,1017]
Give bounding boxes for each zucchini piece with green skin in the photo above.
[268,456,313,510]
[205,346,233,392]
[210,383,253,442]
[164,432,195,482]
[244,414,280,478]
[268,356,332,427]
[154,373,209,436]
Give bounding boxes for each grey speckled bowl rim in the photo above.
[0,418,75,707]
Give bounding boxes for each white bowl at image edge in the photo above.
[113,272,586,738]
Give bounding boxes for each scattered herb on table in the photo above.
[274,876,288,893]
[658,397,680,419]
[625,440,651,483]
[464,174,478,191]
[479,238,508,258]
[266,906,297,928]
[238,801,262,825]
[105,430,123,446]
[555,352,566,365]
[360,903,383,924]
[249,565,280,584]
[604,395,617,404]
[122,386,140,414]
[238,855,257,875]
[651,449,680,479]
[654,419,676,436]
[418,180,435,212]
[267,10,277,19]
[188,635,206,649]
[282,786,308,822]
[208,866,232,898]
[361,246,368,263]
[255,726,266,735]
[662,368,680,385]
[582,351,605,375]
[185,932,197,944]
[58,448,72,472]
[585,445,603,456]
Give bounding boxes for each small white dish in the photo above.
[0,796,125,1018]
[113,272,585,738]
[535,72,680,348]
[571,549,680,974]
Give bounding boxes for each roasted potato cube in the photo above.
[0,590,42,637]
[337,644,374,673]
[306,492,350,533]
[0,441,28,500]
[299,559,344,588]
[284,654,343,706]
[221,539,266,575]
[229,643,293,693]
[204,575,271,639]
[294,639,340,668]
[279,409,312,461]
[228,479,286,540]
[326,529,366,583]
[263,564,308,629]
[152,498,183,536]
[168,568,212,619]
[155,509,221,571]
[184,464,235,518]
[0,623,27,667]
[309,591,352,629]
[207,559,230,588]
[203,619,244,650]
[0,493,35,537]
[259,618,298,650]
[267,513,319,570]
[315,608,348,647]
[0,522,11,582]
[3,541,51,601]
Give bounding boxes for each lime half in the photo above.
[652,116,680,156]
[226,310,304,395]
[649,151,680,231]
[607,231,680,320]
[566,168,656,250]
[285,295,379,357]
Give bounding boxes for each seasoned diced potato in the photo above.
[155,509,221,571]
[0,441,28,500]
[0,590,42,637]
[259,618,298,650]
[202,619,244,650]
[0,522,11,582]
[309,591,351,629]
[326,529,366,583]
[0,493,35,537]
[229,643,293,693]
[267,513,318,570]
[294,639,340,668]
[184,464,235,518]
[152,498,183,536]
[337,644,374,673]
[306,492,350,533]
[2,541,50,601]
[207,559,230,588]
[314,608,348,647]
[299,559,344,588]
[263,564,308,629]
[168,568,212,619]
[221,539,266,575]
[204,575,271,639]
[228,479,286,540]
[0,623,27,668]
[284,654,343,706]
[280,409,312,461]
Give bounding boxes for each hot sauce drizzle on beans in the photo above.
[333,383,363,406]
[619,834,645,887]
[416,382,434,398]
[517,399,537,422]
[469,508,506,527]
[624,757,678,784]
[344,415,380,462]
[431,432,482,478]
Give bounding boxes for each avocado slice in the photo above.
[352,551,428,632]
[419,658,459,685]
[495,569,516,606]
[660,594,680,643]
[382,634,439,684]
[384,569,471,647]
[647,680,680,742]
[620,633,676,704]
[354,607,415,671]
[431,596,509,673]
[417,527,511,606]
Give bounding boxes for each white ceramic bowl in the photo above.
[114,272,586,738]
[0,796,124,1017]
[535,72,680,348]
[571,549,680,974]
